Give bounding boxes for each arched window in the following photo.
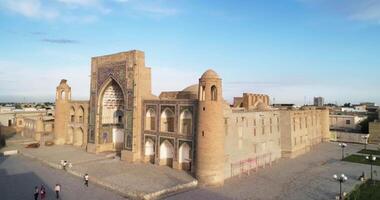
[179,143,191,163]
[199,85,206,101]
[145,139,154,156]
[160,140,174,167]
[61,90,66,100]
[160,108,175,132]
[70,107,75,123]
[145,108,156,131]
[114,110,124,124]
[211,85,217,101]
[145,139,155,164]
[77,106,84,123]
[180,110,192,135]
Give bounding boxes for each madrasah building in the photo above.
[53,50,330,186]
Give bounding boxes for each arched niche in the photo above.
[160,108,175,132]
[180,109,192,135]
[145,108,156,131]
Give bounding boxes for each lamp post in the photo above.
[333,173,348,200]
[339,143,347,160]
[365,154,377,182]
[362,135,369,150]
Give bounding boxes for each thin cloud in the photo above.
[224,79,316,87]
[57,0,111,14]
[1,0,59,20]
[299,0,380,24]
[57,0,101,7]
[0,0,180,22]
[41,38,79,44]
[30,31,46,35]
[133,5,179,16]
[114,0,180,17]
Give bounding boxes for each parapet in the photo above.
[91,50,145,68]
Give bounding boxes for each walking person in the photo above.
[33,186,39,200]
[62,160,67,171]
[55,184,61,199]
[40,185,46,200]
[84,173,89,187]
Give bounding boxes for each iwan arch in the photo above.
[54,50,330,186]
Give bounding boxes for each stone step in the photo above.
[2,149,19,156]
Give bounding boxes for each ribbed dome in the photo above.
[201,69,219,79]
[182,84,198,94]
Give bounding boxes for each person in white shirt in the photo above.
[84,173,89,187]
[55,184,61,199]
[62,160,67,170]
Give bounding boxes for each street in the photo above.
[0,155,126,200]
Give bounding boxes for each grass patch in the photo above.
[342,154,380,166]
[358,149,380,156]
[347,180,380,200]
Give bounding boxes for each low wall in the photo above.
[330,131,368,144]
[369,122,380,144]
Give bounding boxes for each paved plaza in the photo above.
[1,135,197,199]
[167,142,380,200]
[0,155,126,200]
[2,134,379,200]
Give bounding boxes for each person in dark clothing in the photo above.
[40,185,46,200]
[33,186,39,200]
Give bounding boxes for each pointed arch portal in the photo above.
[98,78,125,151]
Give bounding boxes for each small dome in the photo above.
[182,84,198,94]
[60,79,68,85]
[256,102,268,111]
[201,69,219,79]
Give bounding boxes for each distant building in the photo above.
[369,109,380,144]
[15,115,55,142]
[0,106,15,113]
[341,105,367,113]
[314,97,324,107]
[360,102,376,107]
[0,108,53,127]
[329,114,366,132]
[272,104,296,108]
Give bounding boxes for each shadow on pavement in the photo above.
[0,156,55,200]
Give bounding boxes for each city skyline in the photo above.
[0,0,379,104]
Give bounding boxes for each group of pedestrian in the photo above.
[33,185,48,200]
[33,173,89,199]
[61,160,73,171]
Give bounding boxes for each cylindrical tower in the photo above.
[54,79,71,145]
[195,69,225,186]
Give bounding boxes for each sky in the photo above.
[0,0,379,105]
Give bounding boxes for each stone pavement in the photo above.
[0,155,126,200]
[167,142,380,200]
[1,135,197,200]
[3,134,379,200]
